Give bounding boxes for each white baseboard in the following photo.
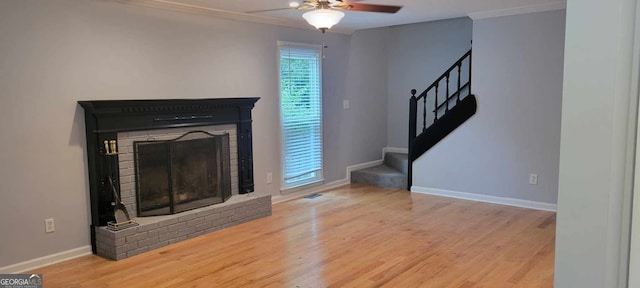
[344,147,409,182]
[271,179,350,204]
[345,159,383,181]
[383,147,408,155]
[273,156,396,204]
[343,147,408,182]
[0,245,93,274]
[411,186,557,212]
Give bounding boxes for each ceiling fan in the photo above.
[248,0,403,32]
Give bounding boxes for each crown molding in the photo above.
[468,1,566,20]
[114,0,355,34]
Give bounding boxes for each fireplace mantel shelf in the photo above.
[79,98,259,133]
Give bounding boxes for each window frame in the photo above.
[277,41,324,192]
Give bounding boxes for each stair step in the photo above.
[384,152,408,174]
[350,164,407,190]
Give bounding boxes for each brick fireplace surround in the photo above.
[79,98,270,260]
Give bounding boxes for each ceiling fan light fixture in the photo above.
[302,9,345,32]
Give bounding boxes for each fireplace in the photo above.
[116,124,239,219]
[79,98,260,255]
[134,131,232,216]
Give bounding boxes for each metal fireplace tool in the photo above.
[104,140,138,231]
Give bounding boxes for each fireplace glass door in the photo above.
[134,132,231,217]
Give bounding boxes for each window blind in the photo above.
[279,44,323,190]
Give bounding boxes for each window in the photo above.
[278,42,323,190]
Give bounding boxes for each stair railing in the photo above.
[408,49,472,190]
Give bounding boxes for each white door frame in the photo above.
[628,0,640,285]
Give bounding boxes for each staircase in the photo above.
[408,49,476,190]
[351,152,408,189]
[350,49,476,191]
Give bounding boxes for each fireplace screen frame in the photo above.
[133,130,232,217]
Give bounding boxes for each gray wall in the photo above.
[386,17,473,148]
[343,28,391,164]
[555,0,637,286]
[0,0,388,267]
[411,10,565,205]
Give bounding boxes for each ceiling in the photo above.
[138,0,566,33]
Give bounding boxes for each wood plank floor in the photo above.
[32,184,555,287]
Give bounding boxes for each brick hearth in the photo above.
[95,194,271,260]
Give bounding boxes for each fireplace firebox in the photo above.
[79,98,259,254]
[135,131,232,216]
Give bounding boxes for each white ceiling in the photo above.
[141,0,566,33]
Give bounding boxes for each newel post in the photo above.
[408,89,417,191]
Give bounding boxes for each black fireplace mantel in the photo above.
[79,98,259,253]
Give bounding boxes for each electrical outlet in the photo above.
[267,172,273,184]
[529,174,538,185]
[45,218,55,233]
[343,99,350,110]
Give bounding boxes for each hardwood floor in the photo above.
[32,184,555,287]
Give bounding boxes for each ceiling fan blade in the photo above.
[245,7,292,13]
[347,3,402,13]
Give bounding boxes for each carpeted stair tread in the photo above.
[351,164,407,190]
[384,152,408,174]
